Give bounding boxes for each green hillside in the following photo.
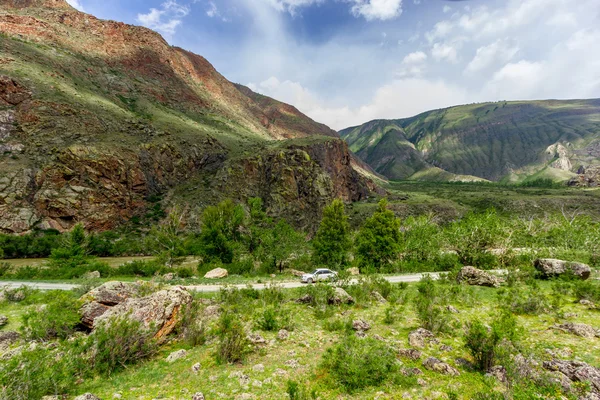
[340,99,600,182]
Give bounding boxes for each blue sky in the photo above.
[67,0,600,130]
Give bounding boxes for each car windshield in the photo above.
[310,270,320,275]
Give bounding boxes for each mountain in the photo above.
[340,99,600,182]
[0,0,380,234]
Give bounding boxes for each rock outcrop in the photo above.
[543,360,600,395]
[409,328,438,349]
[534,259,592,280]
[423,357,460,376]
[80,281,192,340]
[457,266,503,287]
[329,287,354,305]
[569,166,600,188]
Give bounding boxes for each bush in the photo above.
[498,285,550,315]
[178,300,208,347]
[254,306,292,332]
[312,199,352,268]
[414,276,455,334]
[323,316,353,333]
[321,335,398,392]
[215,310,251,364]
[572,280,600,302]
[287,380,316,400]
[464,312,519,371]
[87,315,158,376]
[20,291,81,341]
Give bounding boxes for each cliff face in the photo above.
[0,1,378,233]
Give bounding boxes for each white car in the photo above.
[301,268,338,284]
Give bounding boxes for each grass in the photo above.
[3,279,598,399]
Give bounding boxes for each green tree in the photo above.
[260,220,306,273]
[355,199,401,272]
[49,224,90,268]
[148,206,186,268]
[312,199,351,268]
[200,200,245,264]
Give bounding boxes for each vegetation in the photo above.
[312,199,352,268]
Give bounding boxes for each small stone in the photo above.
[163,273,175,281]
[252,364,265,372]
[398,349,422,361]
[580,299,596,308]
[248,333,266,344]
[252,380,263,388]
[83,271,101,279]
[352,319,371,332]
[423,357,460,376]
[402,367,423,376]
[277,329,289,340]
[236,394,254,400]
[0,315,7,327]
[113,394,123,399]
[74,394,101,400]
[166,349,187,363]
[191,363,201,373]
[447,305,459,314]
[284,359,300,369]
[238,374,250,386]
[440,345,454,352]
[486,365,508,383]
[408,328,437,348]
[347,267,360,276]
[417,378,427,386]
[263,378,273,385]
[209,375,218,382]
[192,393,205,400]
[273,368,288,376]
[371,291,387,303]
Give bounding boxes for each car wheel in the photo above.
[307,278,313,284]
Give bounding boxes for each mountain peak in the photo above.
[1,0,71,9]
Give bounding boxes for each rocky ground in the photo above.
[1,263,600,399]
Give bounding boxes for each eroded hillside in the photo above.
[0,0,379,233]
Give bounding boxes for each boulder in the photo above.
[408,328,437,349]
[534,259,591,280]
[80,281,141,328]
[329,287,354,305]
[248,333,266,345]
[204,268,228,279]
[93,286,193,340]
[347,267,360,276]
[284,359,300,369]
[0,315,7,327]
[296,294,313,304]
[253,363,265,372]
[192,393,205,400]
[191,363,201,373]
[457,266,502,287]
[543,359,600,394]
[402,367,423,376]
[423,357,460,376]
[371,291,387,303]
[0,331,19,345]
[287,269,305,277]
[166,349,187,362]
[82,270,101,279]
[556,323,599,338]
[447,305,460,314]
[486,365,508,384]
[352,319,371,332]
[162,272,175,281]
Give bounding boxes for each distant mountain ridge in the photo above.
[0,0,379,233]
[340,99,600,183]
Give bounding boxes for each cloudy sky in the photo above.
[68,0,600,130]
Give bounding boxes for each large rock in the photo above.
[557,323,599,338]
[543,360,600,394]
[90,286,192,340]
[457,266,502,287]
[328,287,354,305]
[534,259,591,280]
[80,281,141,328]
[352,319,371,332]
[204,268,228,279]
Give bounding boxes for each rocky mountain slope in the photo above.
[340,100,600,182]
[0,0,379,234]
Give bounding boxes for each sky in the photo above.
[67,0,600,130]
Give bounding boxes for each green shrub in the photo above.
[414,276,454,334]
[87,315,158,376]
[215,310,250,364]
[498,285,550,315]
[178,300,208,347]
[323,316,353,333]
[321,335,398,392]
[286,380,316,400]
[20,291,81,341]
[572,280,600,302]
[254,306,293,332]
[464,312,519,371]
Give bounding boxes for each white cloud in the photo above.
[137,0,190,36]
[351,0,403,21]
[397,51,428,78]
[66,0,84,11]
[431,42,459,63]
[443,5,451,14]
[465,39,519,73]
